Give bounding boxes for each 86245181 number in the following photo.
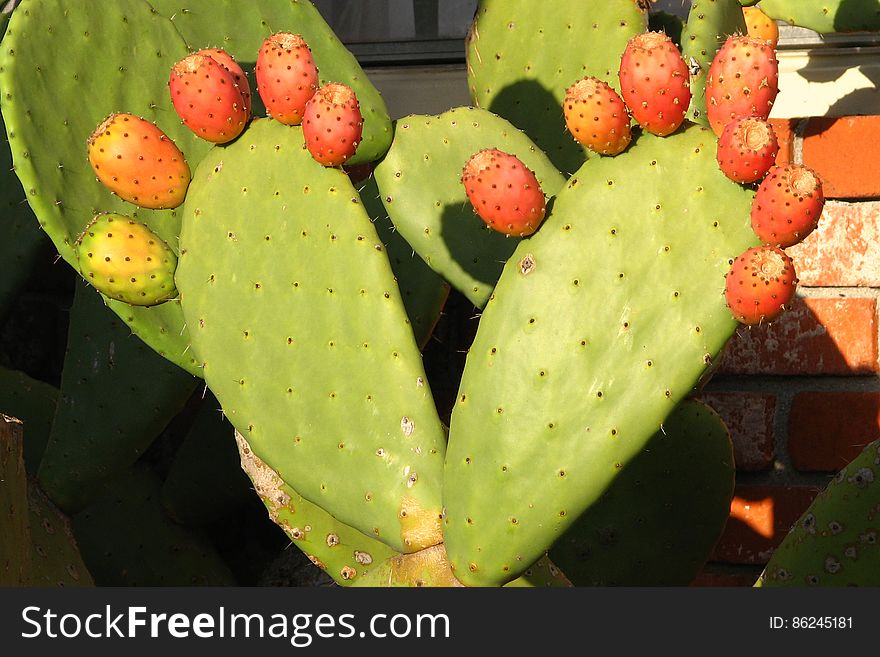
[770,616,853,629]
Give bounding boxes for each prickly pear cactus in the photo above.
[759,439,880,587]
[0,367,58,472]
[37,284,197,513]
[681,0,748,127]
[374,107,565,309]
[1,416,30,585]
[27,482,93,587]
[71,466,236,586]
[466,0,645,173]
[550,400,735,586]
[759,0,880,33]
[236,431,398,586]
[444,126,759,586]
[177,119,447,554]
[0,0,211,375]
[161,396,254,527]
[147,0,392,164]
[357,175,449,349]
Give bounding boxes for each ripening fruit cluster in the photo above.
[81,33,365,307]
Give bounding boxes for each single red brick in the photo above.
[788,391,880,472]
[711,485,821,564]
[769,118,796,166]
[802,116,880,198]
[721,296,879,376]
[700,392,776,471]
[786,201,880,287]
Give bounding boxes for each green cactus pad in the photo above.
[444,125,759,586]
[0,91,46,325]
[503,555,572,587]
[681,0,748,127]
[357,174,449,349]
[649,11,686,47]
[759,0,880,33]
[0,367,58,473]
[27,481,93,587]
[37,284,197,513]
[550,400,735,586]
[161,395,254,527]
[71,466,236,585]
[236,431,398,586]
[0,0,212,374]
[177,119,447,554]
[759,439,880,587]
[373,107,565,309]
[76,213,178,306]
[467,0,645,174]
[0,416,30,585]
[148,0,392,164]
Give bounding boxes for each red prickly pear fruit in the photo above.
[716,117,779,183]
[563,76,632,156]
[725,246,797,325]
[743,6,779,48]
[87,113,191,209]
[302,82,363,167]
[198,47,252,115]
[255,32,319,126]
[75,213,178,306]
[169,53,249,143]
[706,35,778,137]
[618,31,691,136]
[751,164,825,248]
[461,148,546,237]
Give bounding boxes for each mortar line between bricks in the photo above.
[792,117,808,165]
[795,286,880,299]
[705,375,880,393]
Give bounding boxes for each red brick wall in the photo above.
[694,116,880,586]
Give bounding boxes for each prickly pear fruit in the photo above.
[716,117,779,183]
[706,35,778,137]
[751,164,825,247]
[302,82,363,166]
[563,77,632,156]
[87,113,191,210]
[169,53,249,143]
[198,47,252,115]
[255,32,319,126]
[75,213,177,306]
[743,5,779,47]
[461,148,546,237]
[725,245,797,325]
[618,31,691,136]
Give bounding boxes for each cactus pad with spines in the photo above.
[374,107,565,309]
[1,416,30,585]
[681,0,748,127]
[550,400,735,586]
[759,439,880,587]
[177,119,447,554]
[444,125,759,586]
[161,395,254,527]
[0,0,212,375]
[758,0,880,33]
[0,367,58,473]
[467,0,644,174]
[148,0,392,164]
[27,482,94,587]
[357,175,449,349]
[71,466,236,585]
[37,284,197,513]
[236,431,398,586]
